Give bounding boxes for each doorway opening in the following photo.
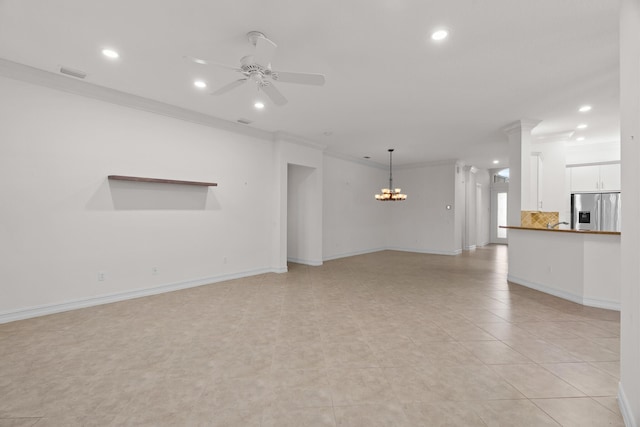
[286,164,321,265]
[490,169,509,244]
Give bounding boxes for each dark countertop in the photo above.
[501,226,620,236]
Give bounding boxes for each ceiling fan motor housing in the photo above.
[239,56,268,85]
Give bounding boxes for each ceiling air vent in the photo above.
[237,118,253,125]
[59,66,87,79]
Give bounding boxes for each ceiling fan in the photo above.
[186,31,325,106]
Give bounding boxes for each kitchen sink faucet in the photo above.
[547,221,569,229]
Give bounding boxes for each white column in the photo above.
[502,119,541,226]
[619,0,640,424]
[464,166,478,250]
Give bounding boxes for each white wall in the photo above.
[619,0,640,425]
[0,67,492,323]
[535,142,567,215]
[323,156,486,258]
[322,155,389,260]
[388,162,459,255]
[508,229,620,310]
[0,76,278,320]
[583,235,621,306]
[566,141,620,165]
[509,230,585,299]
[322,157,488,257]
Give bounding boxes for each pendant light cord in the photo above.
[389,149,393,190]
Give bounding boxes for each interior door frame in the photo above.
[490,183,509,244]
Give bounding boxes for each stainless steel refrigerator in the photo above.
[571,192,621,232]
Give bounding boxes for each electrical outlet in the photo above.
[151,267,158,275]
[97,271,106,282]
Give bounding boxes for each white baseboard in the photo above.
[507,275,583,305]
[388,246,462,256]
[0,267,281,324]
[464,245,477,251]
[582,297,622,311]
[1,246,470,324]
[507,274,621,311]
[323,246,462,261]
[619,382,637,427]
[287,257,323,266]
[323,247,387,262]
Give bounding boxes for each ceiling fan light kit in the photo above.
[375,149,407,201]
[188,31,326,106]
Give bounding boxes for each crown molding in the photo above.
[502,119,542,135]
[396,158,459,170]
[565,138,621,147]
[323,152,459,171]
[566,160,620,168]
[0,57,277,141]
[531,151,544,162]
[533,129,575,143]
[464,165,479,174]
[323,150,388,169]
[273,131,327,151]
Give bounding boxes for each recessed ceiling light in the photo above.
[254,101,265,110]
[576,124,588,129]
[579,105,592,112]
[193,80,207,89]
[493,160,500,164]
[576,136,586,141]
[431,30,448,41]
[101,48,119,59]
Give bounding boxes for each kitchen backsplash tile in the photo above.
[521,211,559,228]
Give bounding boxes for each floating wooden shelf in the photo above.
[108,175,217,187]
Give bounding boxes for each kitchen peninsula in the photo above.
[504,226,621,310]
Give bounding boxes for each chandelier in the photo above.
[375,148,407,201]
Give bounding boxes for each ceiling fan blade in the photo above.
[183,56,240,71]
[272,71,325,86]
[211,79,248,95]
[254,36,277,68]
[261,83,287,106]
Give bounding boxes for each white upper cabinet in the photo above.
[569,163,620,192]
[599,163,621,191]
[570,165,599,192]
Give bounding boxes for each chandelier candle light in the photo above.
[375,149,407,201]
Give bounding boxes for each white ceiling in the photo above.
[0,0,620,168]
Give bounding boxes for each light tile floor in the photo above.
[0,245,623,426]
